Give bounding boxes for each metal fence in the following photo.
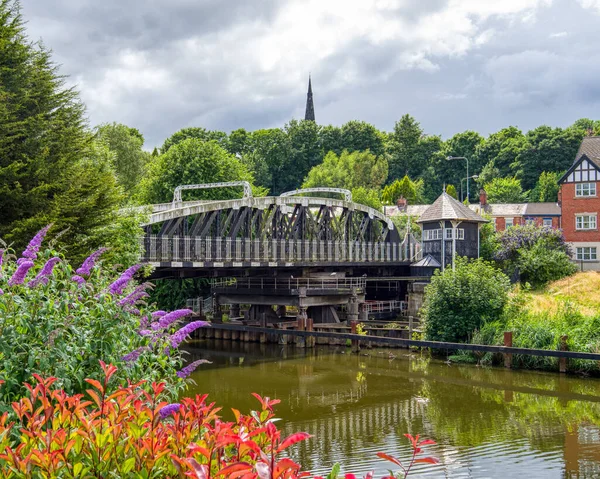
[142,236,421,264]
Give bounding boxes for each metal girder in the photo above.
[280,187,352,202]
[172,182,252,206]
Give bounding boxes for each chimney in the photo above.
[479,188,487,206]
[396,196,407,211]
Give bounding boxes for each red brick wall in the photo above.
[560,183,600,242]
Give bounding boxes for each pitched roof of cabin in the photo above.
[412,254,441,268]
[417,192,487,223]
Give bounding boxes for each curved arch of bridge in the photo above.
[144,195,398,243]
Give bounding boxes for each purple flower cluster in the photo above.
[159,403,182,419]
[18,225,52,264]
[8,260,34,286]
[108,263,144,295]
[169,321,210,348]
[71,275,86,286]
[0,249,4,268]
[494,224,571,262]
[121,346,150,364]
[151,310,167,318]
[139,315,149,329]
[176,359,212,379]
[158,309,194,329]
[118,289,149,307]
[76,248,108,276]
[0,288,3,295]
[28,257,61,288]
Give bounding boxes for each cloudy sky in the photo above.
[23,0,600,148]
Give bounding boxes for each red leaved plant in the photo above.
[0,364,439,479]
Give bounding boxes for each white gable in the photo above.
[565,158,600,183]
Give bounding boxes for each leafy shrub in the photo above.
[494,225,576,287]
[0,365,437,479]
[0,227,209,409]
[422,257,511,343]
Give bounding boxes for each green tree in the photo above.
[475,126,525,174]
[381,175,425,205]
[96,122,151,198]
[138,139,255,204]
[422,257,511,343]
[484,177,527,203]
[530,171,560,202]
[319,124,344,156]
[302,150,388,191]
[279,119,322,194]
[387,114,423,181]
[571,118,600,135]
[445,184,458,199]
[340,120,386,157]
[227,128,250,156]
[351,187,382,211]
[161,127,229,153]
[245,128,291,194]
[0,2,133,262]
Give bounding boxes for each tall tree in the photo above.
[0,0,133,260]
[381,175,425,205]
[302,150,388,191]
[245,128,291,194]
[96,122,151,198]
[160,127,228,154]
[138,139,256,204]
[530,171,560,203]
[283,119,322,193]
[387,114,424,181]
[484,177,527,204]
[340,120,386,157]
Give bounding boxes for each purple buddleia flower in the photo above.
[159,403,181,419]
[127,308,141,316]
[158,309,194,329]
[118,290,149,307]
[151,310,167,318]
[122,264,143,279]
[18,225,52,264]
[8,260,34,286]
[76,248,108,276]
[138,329,153,336]
[169,321,210,348]
[108,276,131,295]
[28,257,61,288]
[151,322,162,330]
[0,288,3,295]
[176,359,212,379]
[0,249,4,268]
[139,315,149,329]
[122,346,150,364]
[71,275,86,286]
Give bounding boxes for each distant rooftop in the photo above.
[417,192,487,224]
[575,136,600,166]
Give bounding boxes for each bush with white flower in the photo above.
[0,226,209,410]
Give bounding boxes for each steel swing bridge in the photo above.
[141,182,421,272]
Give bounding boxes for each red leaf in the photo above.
[274,458,301,477]
[277,432,311,452]
[345,474,358,479]
[217,462,253,476]
[188,459,209,479]
[84,379,103,393]
[376,452,402,466]
[418,439,436,446]
[415,457,439,464]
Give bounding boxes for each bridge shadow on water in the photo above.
[184,340,600,478]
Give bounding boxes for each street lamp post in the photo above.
[460,175,479,202]
[447,156,469,201]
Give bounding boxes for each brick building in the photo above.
[386,136,600,271]
[558,137,600,271]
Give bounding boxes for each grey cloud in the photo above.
[21,0,600,148]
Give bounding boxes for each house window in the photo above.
[576,214,597,230]
[505,218,514,228]
[576,183,597,197]
[444,228,465,240]
[423,229,442,241]
[525,217,535,225]
[543,218,553,228]
[576,247,597,261]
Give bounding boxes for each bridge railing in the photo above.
[210,276,367,292]
[142,235,421,264]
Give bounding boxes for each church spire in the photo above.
[304,75,315,121]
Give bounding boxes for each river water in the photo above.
[185,340,600,478]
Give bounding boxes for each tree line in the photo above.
[2,0,599,261]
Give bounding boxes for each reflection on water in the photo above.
[184,340,600,478]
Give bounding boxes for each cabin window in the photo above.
[423,229,442,241]
[543,218,553,228]
[576,214,597,230]
[576,183,596,197]
[444,228,465,240]
[576,247,597,261]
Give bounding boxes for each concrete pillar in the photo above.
[347,290,359,322]
[359,303,368,322]
[296,307,307,348]
[212,295,222,323]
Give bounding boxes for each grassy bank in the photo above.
[454,272,600,373]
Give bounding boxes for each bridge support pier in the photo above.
[347,290,359,323]
[229,304,241,320]
[359,303,368,322]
